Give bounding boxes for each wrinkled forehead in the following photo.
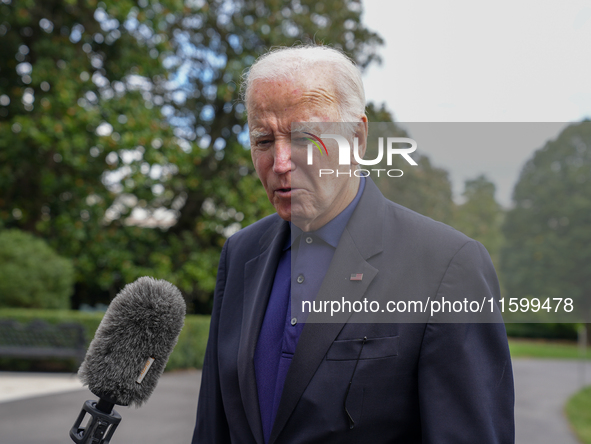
[246,69,339,115]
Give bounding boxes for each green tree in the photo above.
[501,120,591,324]
[0,0,187,304]
[0,229,74,309]
[1,0,386,311]
[453,175,504,268]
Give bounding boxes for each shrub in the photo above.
[166,315,211,370]
[505,323,578,340]
[0,229,74,309]
[0,308,210,372]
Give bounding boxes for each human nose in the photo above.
[273,140,292,174]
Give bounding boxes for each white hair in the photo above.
[241,45,366,122]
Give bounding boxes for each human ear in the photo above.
[351,115,369,165]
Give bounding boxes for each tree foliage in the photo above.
[0,0,185,303]
[0,0,385,312]
[501,121,591,318]
[453,175,504,268]
[0,229,74,309]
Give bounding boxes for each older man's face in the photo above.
[247,74,361,231]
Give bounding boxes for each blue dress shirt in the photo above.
[254,177,366,443]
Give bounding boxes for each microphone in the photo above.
[70,276,186,444]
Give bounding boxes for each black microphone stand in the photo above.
[69,398,122,444]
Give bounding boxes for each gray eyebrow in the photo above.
[249,125,320,139]
[249,130,272,139]
[249,129,302,139]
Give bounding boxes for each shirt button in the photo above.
[297,274,304,284]
[305,236,313,244]
[291,317,297,326]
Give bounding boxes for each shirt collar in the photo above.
[285,176,366,250]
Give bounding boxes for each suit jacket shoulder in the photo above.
[349,177,484,277]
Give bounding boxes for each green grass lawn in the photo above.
[566,386,591,444]
[508,338,591,360]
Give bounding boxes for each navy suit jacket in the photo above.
[192,178,514,443]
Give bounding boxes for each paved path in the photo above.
[0,372,84,403]
[0,359,589,443]
[0,370,200,444]
[513,359,589,444]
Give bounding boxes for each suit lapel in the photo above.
[268,178,386,444]
[238,217,290,444]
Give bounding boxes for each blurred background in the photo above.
[0,0,590,443]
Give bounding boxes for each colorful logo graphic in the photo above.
[303,132,329,156]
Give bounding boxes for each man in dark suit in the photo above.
[192,45,514,443]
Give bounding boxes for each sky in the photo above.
[361,1,591,206]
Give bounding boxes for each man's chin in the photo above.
[273,205,291,222]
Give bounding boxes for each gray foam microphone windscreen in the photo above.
[78,276,186,407]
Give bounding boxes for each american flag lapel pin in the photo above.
[350,273,363,281]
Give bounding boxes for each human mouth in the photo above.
[275,187,292,198]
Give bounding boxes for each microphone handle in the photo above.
[69,399,122,444]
